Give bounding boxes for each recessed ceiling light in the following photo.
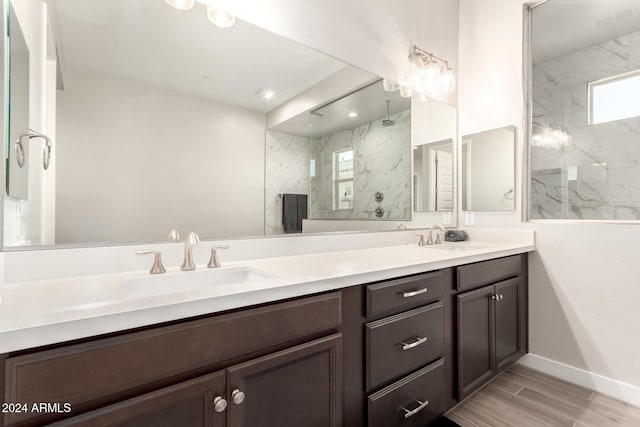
[206,5,236,28]
[164,0,195,10]
[348,112,358,118]
[256,88,277,100]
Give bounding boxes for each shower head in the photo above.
[381,100,396,127]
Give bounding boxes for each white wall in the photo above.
[206,0,459,107]
[56,71,265,243]
[459,0,640,396]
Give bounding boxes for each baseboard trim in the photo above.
[517,354,640,407]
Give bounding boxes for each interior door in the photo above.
[494,277,522,371]
[226,333,343,427]
[457,285,495,399]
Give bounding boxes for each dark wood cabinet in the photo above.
[226,333,343,427]
[457,276,524,399]
[0,253,530,427]
[456,285,495,399]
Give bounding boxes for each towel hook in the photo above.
[15,129,53,170]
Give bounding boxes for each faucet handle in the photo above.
[208,245,230,268]
[167,229,181,241]
[435,232,443,245]
[415,234,425,247]
[136,250,166,274]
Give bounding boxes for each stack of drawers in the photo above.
[364,271,446,427]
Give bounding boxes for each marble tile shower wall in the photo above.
[265,131,310,234]
[532,31,640,220]
[309,110,411,220]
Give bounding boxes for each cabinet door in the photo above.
[495,277,522,371]
[52,371,226,427]
[457,285,495,400]
[226,333,343,427]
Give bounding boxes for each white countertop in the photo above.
[0,240,534,353]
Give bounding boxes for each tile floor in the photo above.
[447,365,640,427]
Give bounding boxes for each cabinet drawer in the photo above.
[4,292,341,425]
[456,255,522,292]
[366,271,443,317]
[368,358,445,427]
[365,302,444,391]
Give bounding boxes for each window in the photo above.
[333,149,353,210]
[589,69,640,125]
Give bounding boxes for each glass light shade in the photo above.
[207,5,236,27]
[164,0,195,10]
[424,59,442,91]
[383,78,400,92]
[440,67,456,94]
[399,86,413,98]
[403,56,423,88]
[413,92,428,103]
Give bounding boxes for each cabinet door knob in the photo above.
[402,399,430,419]
[232,389,245,405]
[213,396,227,413]
[491,295,497,300]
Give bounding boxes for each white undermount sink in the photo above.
[123,266,275,299]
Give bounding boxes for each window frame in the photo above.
[332,148,354,211]
[587,68,640,126]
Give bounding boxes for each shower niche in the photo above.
[308,80,412,221]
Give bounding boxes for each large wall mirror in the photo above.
[3,0,457,249]
[462,126,516,211]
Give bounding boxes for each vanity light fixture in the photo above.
[206,5,236,28]
[384,45,457,100]
[348,112,358,118]
[164,0,195,10]
[532,126,572,149]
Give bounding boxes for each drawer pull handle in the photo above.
[400,336,428,351]
[402,399,430,419]
[402,288,428,298]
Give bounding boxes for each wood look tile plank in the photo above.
[501,370,591,408]
[446,412,480,427]
[453,401,513,427]
[482,385,575,426]
[466,391,554,427]
[516,387,623,427]
[588,393,640,425]
[490,374,524,395]
[509,365,594,399]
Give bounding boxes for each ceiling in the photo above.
[50,0,347,113]
[309,80,411,138]
[532,0,640,63]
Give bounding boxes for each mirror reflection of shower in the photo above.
[382,100,396,127]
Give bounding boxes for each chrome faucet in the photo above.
[181,232,200,271]
[428,224,446,245]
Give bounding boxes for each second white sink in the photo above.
[123,267,275,299]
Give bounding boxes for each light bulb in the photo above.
[399,86,413,98]
[164,0,195,10]
[207,5,236,28]
[403,56,423,88]
[413,92,428,103]
[440,66,456,94]
[424,58,441,91]
[383,79,400,92]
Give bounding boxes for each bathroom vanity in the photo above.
[0,248,529,427]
